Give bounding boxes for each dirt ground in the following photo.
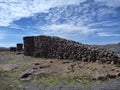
[0,51,120,90]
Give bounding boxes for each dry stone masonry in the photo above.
[23,35,120,64]
[10,47,17,52]
[9,44,23,52]
[17,43,23,51]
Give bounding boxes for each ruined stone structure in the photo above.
[10,47,17,52]
[23,35,120,64]
[24,36,34,56]
[17,43,23,51]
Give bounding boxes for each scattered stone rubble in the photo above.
[19,62,57,80]
[18,60,120,81]
[24,35,120,64]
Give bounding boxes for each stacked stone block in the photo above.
[10,47,17,52]
[24,36,34,56]
[23,35,120,64]
[17,43,23,51]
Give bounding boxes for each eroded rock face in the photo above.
[23,35,120,64]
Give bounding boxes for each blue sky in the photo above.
[0,0,120,47]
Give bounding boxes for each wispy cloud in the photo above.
[88,19,120,27]
[0,0,85,26]
[0,0,120,47]
[41,24,95,33]
[95,0,120,7]
[38,24,97,41]
[97,32,120,37]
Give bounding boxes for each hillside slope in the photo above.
[0,47,9,52]
[96,43,120,54]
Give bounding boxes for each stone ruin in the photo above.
[17,43,23,51]
[10,47,17,52]
[10,44,23,52]
[23,35,120,64]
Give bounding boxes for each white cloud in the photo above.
[95,0,120,7]
[88,20,120,27]
[97,8,118,21]
[97,32,120,37]
[42,24,95,33]
[39,24,97,39]
[0,0,86,26]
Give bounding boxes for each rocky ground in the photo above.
[0,52,120,90]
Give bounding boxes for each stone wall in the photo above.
[23,35,120,64]
[10,47,17,52]
[23,36,34,56]
[17,43,23,51]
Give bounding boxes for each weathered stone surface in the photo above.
[39,64,51,69]
[0,64,19,71]
[34,69,57,76]
[23,35,120,64]
[10,47,17,52]
[117,73,120,76]
[62,60,71,64]
[106,74,116,79]
[94,74,107,80]
[19,70,33,80]
[93,72,120,80]
[33,62,41,66]
[17,43,23,51]
[24,36,34,56]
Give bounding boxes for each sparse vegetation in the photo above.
[33,75,77,85]
[0,52,120,90]
[116,64,120,67]
[68,55,76,62]
[0,82,26,90]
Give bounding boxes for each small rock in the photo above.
[50,61,53,63]
[32,67,38,70]
[33,63,41,65]
[20,73,32,79]
[62,60,70,64]
[39,64,51,69]
[94,74,107,80]
[19,70,33,80]
[34,69,57,76]
[107,74,116,79]
[111,68,115,71]
[117,73,120,76]
[111,61,114,64]
[98,76,107,80]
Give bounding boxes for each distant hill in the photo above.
[95,43,120,54]
[0,47,9,52]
